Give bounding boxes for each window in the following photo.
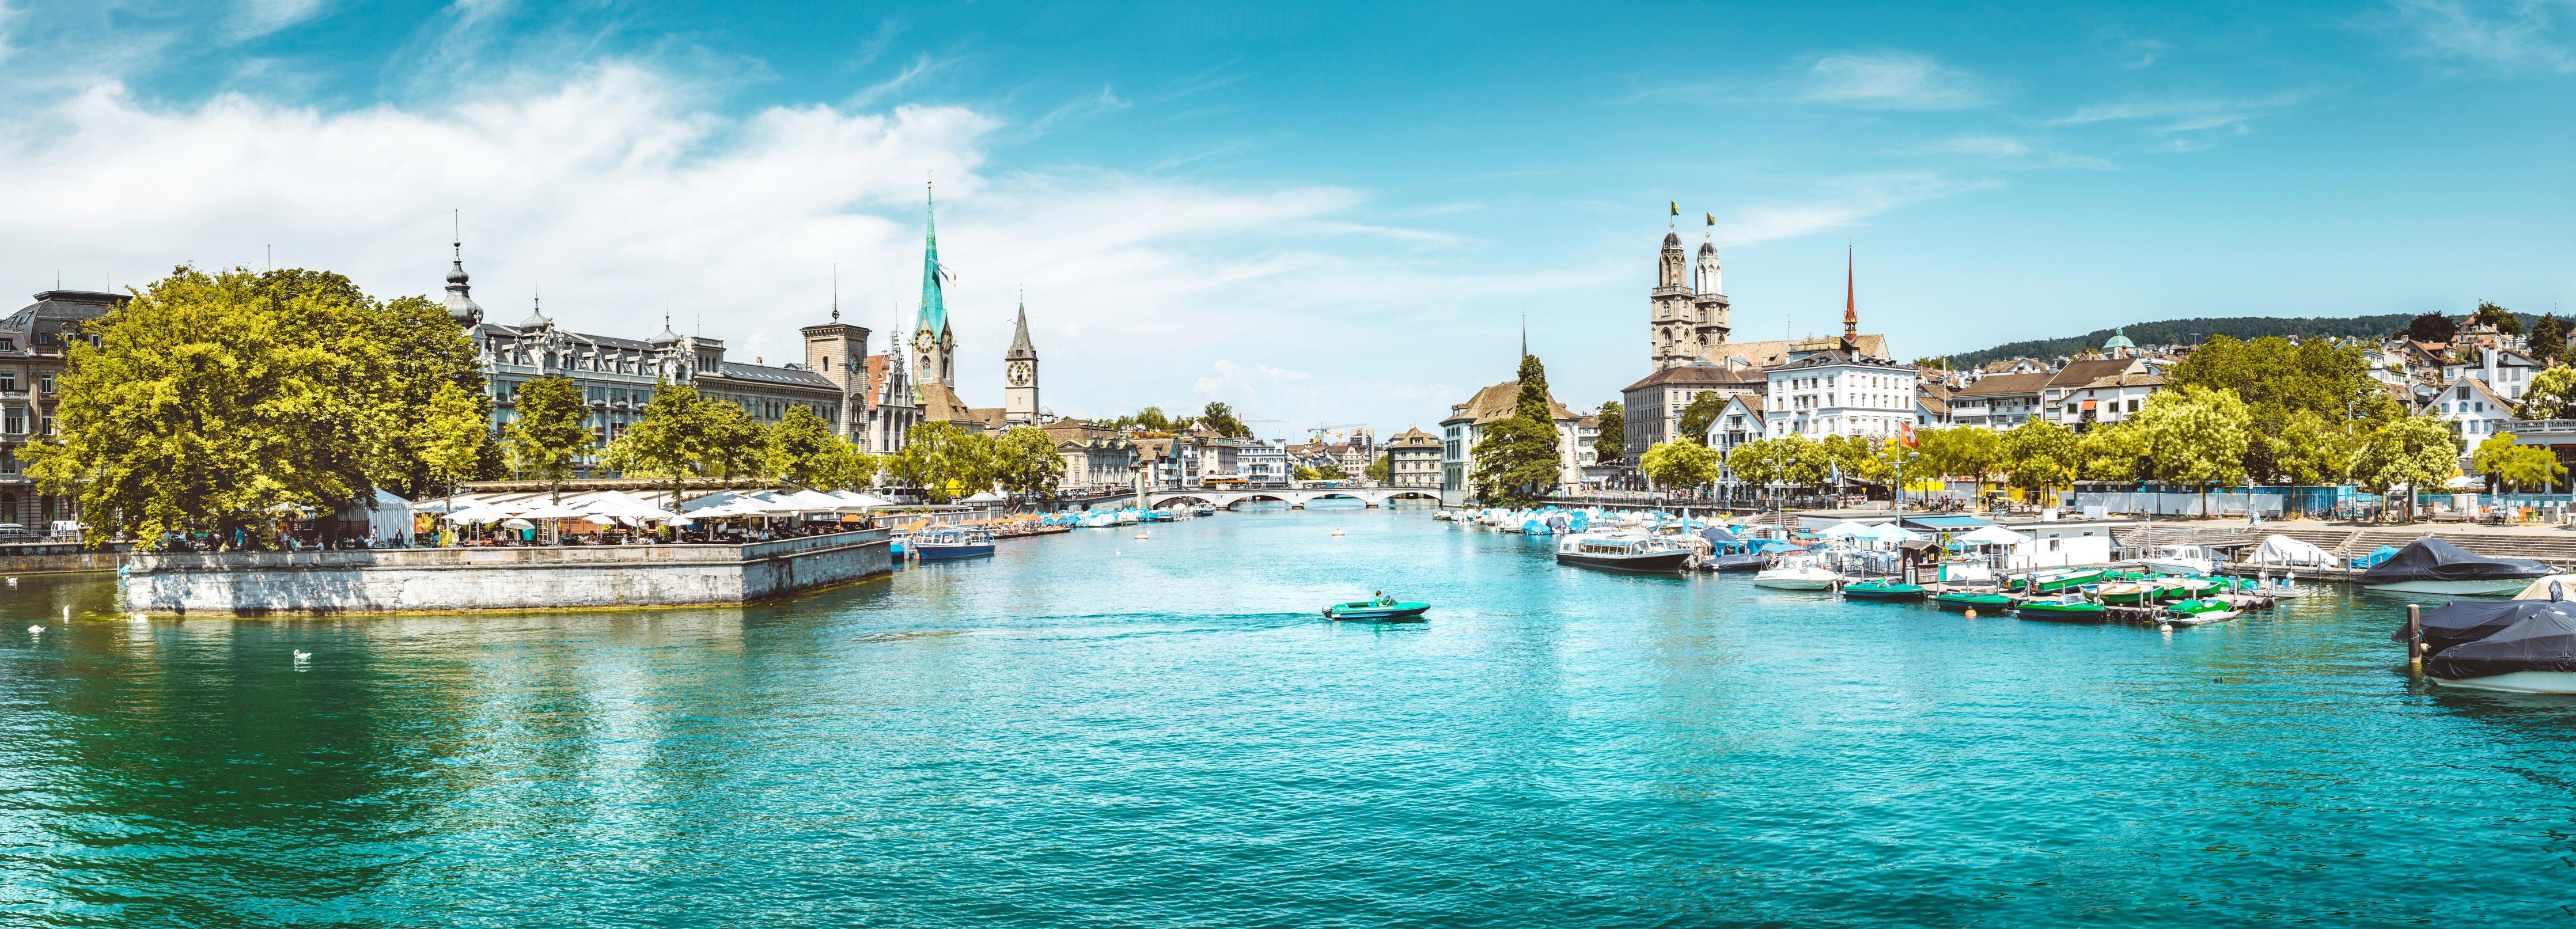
[0,339,12,351]
[2,413,22,434]
[38,376,51,395]
[0,374,12,391]
[33,331,50,345]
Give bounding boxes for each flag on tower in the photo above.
[1669,202,1679,216]
[1705,213,1716,226]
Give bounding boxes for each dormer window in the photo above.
[0,339,12,351]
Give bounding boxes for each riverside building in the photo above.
[0,289,127,529]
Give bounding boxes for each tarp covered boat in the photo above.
[2423,609,2576,692]
[2358,539,2553,596]
[2397,598,2576,655]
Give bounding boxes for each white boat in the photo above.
[1555,532,1694,573]
[2428,671,2576,694]
[1754,555,1841,591]
[2366,578,2538,596]
[2142,544,2221,577]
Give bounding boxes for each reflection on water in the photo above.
[3,511,2574,926]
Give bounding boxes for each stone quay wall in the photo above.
[0,541,127,575]
[120,529,889,616]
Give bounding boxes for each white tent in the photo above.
[1819,521,1872,538]
[778,489,853,512]
[1862,524,1922,543]
[1955,525,2030,547]
[961,491,1007,503]
[827,490,896,509]
[2245,534,2339,568]
[343,488,415,545]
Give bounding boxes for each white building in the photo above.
[2058,372,2166,426]
[1238,441,1290,484]
[1704,395,1767,484]
[1763,347,1920,439]
[2443,346,2542,402]
[2425,376,2516,442]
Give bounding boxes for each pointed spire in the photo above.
[917,178,948,339]
[831,263,839,322]
[1007,289,1036,359]
[442,210,482,325]
[1520,312,1528,360]
[1843,240,1858,342]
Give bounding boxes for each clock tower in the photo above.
[1003,295,1039,426]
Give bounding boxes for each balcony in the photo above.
[2509,420,2576,446]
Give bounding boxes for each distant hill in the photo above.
[1935,315,2420,370]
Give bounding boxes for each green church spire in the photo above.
[918,181,949,338]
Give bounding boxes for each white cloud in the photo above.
[232,0,329,41]
[1905,135,2118,170]
[1714,172,1999,247]
[1799,52,1992,111]
[1030,84,1128,134]
[2384,0,2576,74]
[0,63,1579,427]
[2046,92,2304,145]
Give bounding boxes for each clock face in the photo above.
[912,331,933,351]
[1007,361,1031,386]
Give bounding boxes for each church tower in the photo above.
[1649,232,1697,371]
[912,182,957,387]
[802,267,870,441]
[1691,240,1730,350]
[1003,294,1039,426]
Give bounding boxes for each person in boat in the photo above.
[1373,590,1395,606]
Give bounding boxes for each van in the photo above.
[48,520,83,536]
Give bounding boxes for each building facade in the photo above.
[1004,298,1040,426]
[1382,427,1442,487]
[1763,348,1920,439]
[0,289,126,529]
[1620,362,1765,452]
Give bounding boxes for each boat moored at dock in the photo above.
[909,527,996,561]
[1840,579,1928,602]
[2359,539,2553,596]
[1754,555,1841,591]
[1555,533,1694,574]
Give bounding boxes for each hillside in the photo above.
[1935,314,2419,369]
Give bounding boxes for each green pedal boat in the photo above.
[1934,591,2017,612]
[1840,580,1928,602]
[1324,600,1431,621]
[2014,594,2107,620]
[2161,598,2241,625]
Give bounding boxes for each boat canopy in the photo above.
[2245,534,2339,569]
[1954,525,2028,547]
[2400,598,2576,654]
[2356,539,2552,585]
[2426,609,2576,679]
[2513,575,2576,600]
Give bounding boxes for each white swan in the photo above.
[26,625,42,635]
[292,650,312,662]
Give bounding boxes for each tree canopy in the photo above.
[2408,312,2458,344]
[1470,354,1562,506]
[2532,314,2570,364]
[1592,400,1626,464]
[2521,366,2576,419]
[1640,439,1721,490]
[1197,402,1253,439]
[994,426,1067,498]
[24,266,488,547]
[504,376,592,500]
[1675,391,1726,445]
[2472,301,2523,336]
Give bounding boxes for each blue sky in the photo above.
[0,1,2569,435]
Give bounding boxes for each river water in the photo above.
[2,506,2572,926]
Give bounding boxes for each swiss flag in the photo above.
[1899,422,1918,449]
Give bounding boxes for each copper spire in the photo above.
[1843,240,1858,341]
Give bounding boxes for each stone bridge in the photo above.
[1141,483,1443,510]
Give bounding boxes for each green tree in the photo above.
[2407,312,2458,344]
[1675,391,1727,445]
[22,267,403,547]
[886,421,996,502]
[1471,354,1563,506]
[1197,402,1253,439]
[1998,420,2078,493]
[363,293,490,499]
[2075,420,2145,482]
[1132,406,1179,432]
[598,385,706,510]
[2126,386,2252,515]
[2472,301,2522,336]
[994,426,1067,498]
[2354,414,2460,521]
[2271,409,2358,486]
[504,376,592,502]
[2474,431,2566,494]
[1593,400,1626,464]
[2532,314,2569,364]
[2522,366,2576,419]
[1725,438,1783,494]
[418,381,497,521]
[2168,334,2392,479]
[696,401,767,480]
[765,405,854,487]
[1777,434,1832,491]
[1364,454,1392,482]
[1640,439,1722,491]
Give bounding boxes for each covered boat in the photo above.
[2358,539,2554,596]
[2423,608,2576,693]
[2245,534,2339,570]
[1933,590,2016,611]
[2161,598,2240,625]
[1840,579,1927,602]
[1703,552,1770,572]
[2015,594,2106,620]
[2397,598,2576,656]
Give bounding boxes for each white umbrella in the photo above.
[514,503,586,520]
[1863,524,1923,542]
[1819,521,1871,538]
[827,490,895,509]
[500,518,535,529]
[583,514,618,525]
[962,490,1006,503]
[1955,525,2028,547]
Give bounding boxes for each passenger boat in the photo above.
[1934,590,2017,612]
[909,527,995,561]
[1194,504,1217,517]
[1840,579,1927,602]
[2142,544,2222,577]
[1555,533,1694,573]
[2014,595,2107,620]
[1323,600,1431,621]
[1753,555,1841,591]
[2161,598,2241,625]
[2360,539,2555,596]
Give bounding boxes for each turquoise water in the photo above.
[3,507,2573,926]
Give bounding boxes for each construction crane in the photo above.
[1308,422,1366,443]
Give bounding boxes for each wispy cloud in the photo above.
[1715,172,2000,246]
[1798,52,1993,110]
[2047,92,2305,137]
[2380,0,2576,74]
[1160,57,1246,101]
[847,53,952,109]
[231,0,329,41]
[1031,84,1128,133]
[1904,134,2118,170]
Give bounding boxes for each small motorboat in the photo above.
[2018,568,2107,594]
[1755,555,1841,591]
[1839,579,1927,602]
[888,533,909,561]
[1934,590,2017,612]
[2014,595,2107,621]
[1324,600,1431,621]
[2082,581,2158,605]
[2361,538,2554,596]
[1702,552,1770,572]
[910,527,996,561]
[2161,598,2241,625]
[2142,544,2221,577]
[1556,533,1694,574]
